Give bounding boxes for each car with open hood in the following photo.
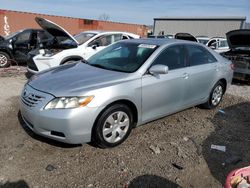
[206,37,229,53]
[20,38,233,148]
[27,17,140,73]
[0,29,51,68]
[221,29,250,81]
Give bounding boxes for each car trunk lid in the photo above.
[226,29,250,49]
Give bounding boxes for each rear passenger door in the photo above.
[183,44,218,105]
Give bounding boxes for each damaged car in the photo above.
[0,29,51,68]
[221,29,250,82]
[27,17,140,73]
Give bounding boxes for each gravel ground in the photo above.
[0,67,249,188]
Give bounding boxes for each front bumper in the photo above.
[19,84,102,144]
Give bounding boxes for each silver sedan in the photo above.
[20,39,233,148]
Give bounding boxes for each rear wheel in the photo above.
[203,81,225,109]
[93,104,133,148]
[0,52,10,68]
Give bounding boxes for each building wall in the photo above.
[0,9,147,37]
[154,19,245,37]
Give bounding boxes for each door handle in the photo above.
[182,73,189,79]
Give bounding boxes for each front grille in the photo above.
[21,93,44,107]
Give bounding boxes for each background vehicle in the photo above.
[148,35,169,38]
[0,29,51,68]
[207,37,229,53]
[221,29,250,82]
[196,36,210,45]
[20,39,233,148]
[27,17,140,73]
[175,33,198,42]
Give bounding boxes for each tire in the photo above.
[0,52,10,68]
[202,81,225,109]
[93,104,133,148]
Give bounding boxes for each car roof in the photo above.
[123,38,197,46]
[82,30,135,34]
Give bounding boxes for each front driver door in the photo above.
[141,44,188,123]
[12,30,32,62]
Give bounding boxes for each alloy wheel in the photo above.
[0,54,8,67]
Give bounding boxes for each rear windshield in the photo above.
[87,42,158,73]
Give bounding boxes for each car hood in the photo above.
[28,62,131,97]
[226,29,250,49]
[35,17,79,46]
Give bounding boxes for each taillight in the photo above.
[230,63,235,70]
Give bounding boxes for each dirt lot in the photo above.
[0,67,249,188]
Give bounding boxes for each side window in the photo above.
[152,45,185,70]
[15,31,31,43]
[186,44,217,66]
[122,35,130,40]
[207,39,216,47]
[114,34,122,42]
[218,40,228,48]
[88,35,113,47]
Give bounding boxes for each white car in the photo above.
[27,17,140,73]
[206,37,229,53]
[196,36,210,45]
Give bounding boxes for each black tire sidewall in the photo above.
[0,52,10,68]
[93,104,133,148]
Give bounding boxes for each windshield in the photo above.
[198,39,209,45]
[87,42,158,73]
[74,32,96,45]
[4,30,23,40]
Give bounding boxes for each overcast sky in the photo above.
[1,0,250,24]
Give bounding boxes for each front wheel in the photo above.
[202,81,225,109]
[0,52,10,68]
[92,104,133,148]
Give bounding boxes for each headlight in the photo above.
[44,96,94,110]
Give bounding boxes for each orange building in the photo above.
[0,9,147,37]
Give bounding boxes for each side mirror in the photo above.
[92,44,97,50]
[149,64,169,75]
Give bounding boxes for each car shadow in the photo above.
[128,174,180,188]
[202,102,250,184]
[0,180,29,188]
[17,111,82,148]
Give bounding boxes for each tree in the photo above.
[98,13,110,21]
